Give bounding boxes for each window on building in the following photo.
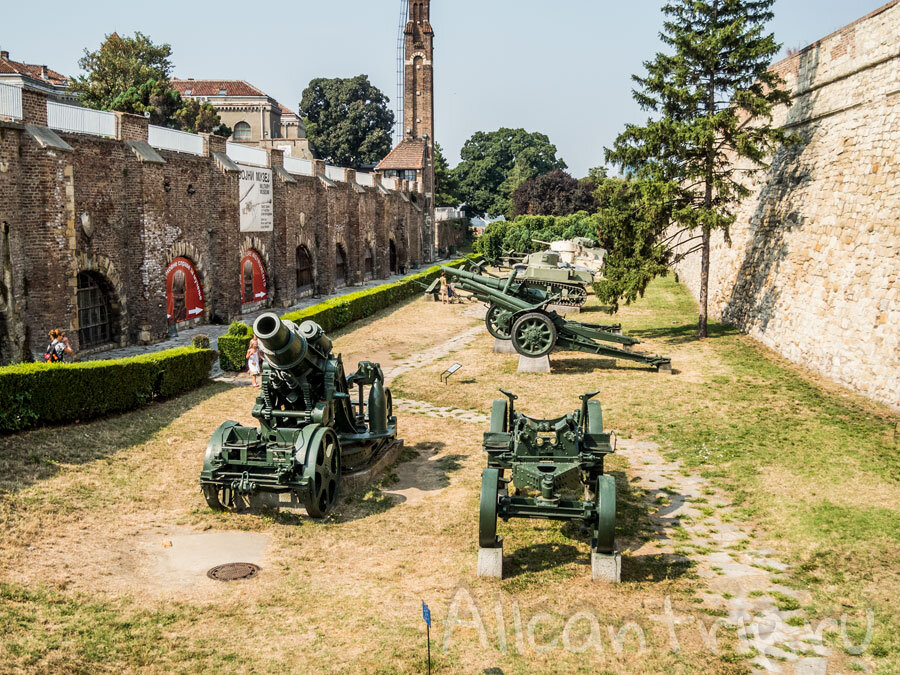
[184,89,192,96]
[234,122,252,140]
[77,272,114,348]
[296,245,314,293]
[218,89,227,95]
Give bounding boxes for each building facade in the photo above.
[171,79,313,160]
[377,0,436,259]
[0,50,76,109]
[0,86,426,364]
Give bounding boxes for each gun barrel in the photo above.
[441,265,536,313]
[254,313,310,370]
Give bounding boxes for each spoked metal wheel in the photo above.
[567,286,588,306]
[202,484,233,511]
[593,475,616,554]
[511,312,558,358]
[479,468,502,548]
[302,429,342,518]
[485,304,513,340]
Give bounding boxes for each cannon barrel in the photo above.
[441,265,538,313]
[253,313,324,371]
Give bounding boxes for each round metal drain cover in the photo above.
[207,562,260,581]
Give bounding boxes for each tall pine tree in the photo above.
[606,0,791,337]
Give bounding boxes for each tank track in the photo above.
[523,280,588,307]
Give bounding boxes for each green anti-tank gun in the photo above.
[439,263,671,371]
[200,313,397,518]
[479,391,619,577]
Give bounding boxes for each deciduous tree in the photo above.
[510,169,598,218]
[300,75,394,168]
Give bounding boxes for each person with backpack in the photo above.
[44,329,73,363]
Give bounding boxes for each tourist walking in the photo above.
[246,337,261,387]
[44,329,73,363]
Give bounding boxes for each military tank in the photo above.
[534,238,608,275]
[516,251,592,307]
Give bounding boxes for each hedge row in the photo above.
[0,347,217,434]
[217,255,479,372]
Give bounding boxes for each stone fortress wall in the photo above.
[671,1,900,409]
[0,86,432,362]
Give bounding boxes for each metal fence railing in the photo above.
[148,125,204,155]
[0,83,22,121]
[355,172,374,187]
[324,165,346,182]
[226,142,268,167]
[283,156,314,176]
[47,101,117,138]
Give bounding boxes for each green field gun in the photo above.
[200,313,397,518]
[478,391,620,581]
[437,263,671,371]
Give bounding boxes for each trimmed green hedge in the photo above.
[217,322,252,372]
[281,255,479,331]
[0,347,217,434]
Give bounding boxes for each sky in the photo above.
[1,0,889,176]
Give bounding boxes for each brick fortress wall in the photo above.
[670,1,900,408]
[0,89,427,362]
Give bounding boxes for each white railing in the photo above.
[226,141,268,167]
[325,165,346,182]
[356,172,374,187]
[283,156,314,176]
[148,125,204,155]
[47,101,117,138]
[0,83,22,120]
[383,177,399,190]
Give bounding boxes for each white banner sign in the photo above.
[239,165,273,232]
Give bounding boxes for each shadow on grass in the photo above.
[505,542,584,578]
[629,321,739,345]
[0,381,235,495]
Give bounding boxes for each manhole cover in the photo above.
[207,562,260,581]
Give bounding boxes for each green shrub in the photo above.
[218,322,252,372]
[281,255,479,331]
[191,334,211,349]
[0,347,216,434]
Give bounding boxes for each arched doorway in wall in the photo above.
[296,245,315,297]
[364,246,374,281]
[240,250,268,304]
[389,240,398,274]
[335,244,348,288]
[165,257,204,324]
[76,271,118,348]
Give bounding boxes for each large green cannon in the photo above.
[200,313,397,518]
[478,391,620,581]
[440,264,671,371]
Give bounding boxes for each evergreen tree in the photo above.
[433,143,460,207]
[605,0,792,337]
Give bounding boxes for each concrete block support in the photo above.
[477,544,503,579]
[591,549,622,583]
[517,354,551,373]
[493,338,517,354]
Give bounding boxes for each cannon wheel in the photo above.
[479,468,502,548]
[511,312,557,358]
[593,475,616,555]
[485,305,513,340]
[202,484,233,511]
[302,428,342,519]
[568,286,588,306]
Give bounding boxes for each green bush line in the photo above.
[0,347,217,434]
[217,255,480,372]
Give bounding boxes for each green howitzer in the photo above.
[439,264,671,371]
[200,313,397,518]
[479,391,618,574]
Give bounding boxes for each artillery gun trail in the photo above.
[438,263,672,371]
[200,313,399,518]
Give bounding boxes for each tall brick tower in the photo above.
[377,0,436,261]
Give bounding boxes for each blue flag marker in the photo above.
[422,600,433,674]
[422,600,431,627]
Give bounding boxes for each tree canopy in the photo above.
[510,169,598,218]
[475,213,601,264]
[605,0,791,336]
[433,143,460,208]
[453,128,566,218]
[72,32,230,136]
[299,75,394,168]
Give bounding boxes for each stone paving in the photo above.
[83,262,454,376]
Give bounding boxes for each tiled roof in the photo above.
[170,79,267,97]
[0,54,69,87]
[376,139,426,170]
[278,102,299,118]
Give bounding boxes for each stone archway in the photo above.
[294,232,318,298]
[74,252,128,350]
[165,242,211,308]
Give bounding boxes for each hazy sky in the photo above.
[1,1,888,175]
